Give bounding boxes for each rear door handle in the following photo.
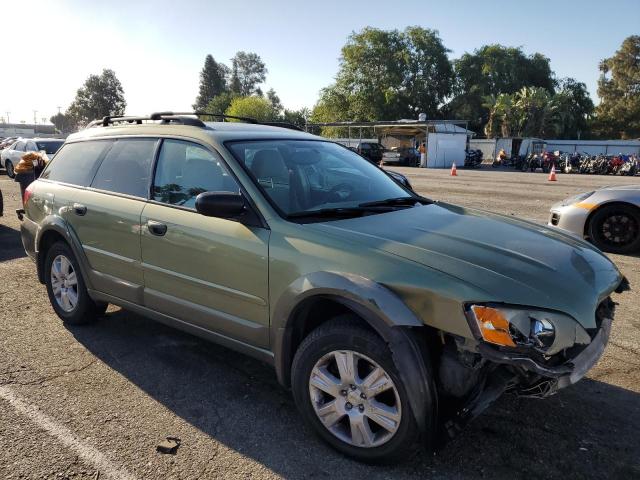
[146,220,167,236]
[73,203,87,216]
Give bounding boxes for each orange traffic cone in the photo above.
[548,165,557,181]
[450,162,458,176]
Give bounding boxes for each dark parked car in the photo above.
[391,147,420,167]
[356,142,384,163]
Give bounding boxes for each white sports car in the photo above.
[549,185,640,254]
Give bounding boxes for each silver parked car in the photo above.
[549,185,640,253]
[1,138,64,178]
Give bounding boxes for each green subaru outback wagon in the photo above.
[20,113,627,463]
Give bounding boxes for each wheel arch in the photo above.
[271,271,437,434]
[36,217,92,290]
[583,200,640,238]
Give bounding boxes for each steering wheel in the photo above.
[327,183,354,203]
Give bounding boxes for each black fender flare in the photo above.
[36,216,94,290]
[271,271,437,434]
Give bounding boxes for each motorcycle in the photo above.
[464,149,483,168]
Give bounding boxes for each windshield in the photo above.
[36,140,64,154]
[227,140,413,218]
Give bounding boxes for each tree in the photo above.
[484,93,518,138]
[266,88,283,115]
[229,51,267,96]
[193,54,230,111]
[448,45,555,134]
[484,87,563,138]
[554,78,594,139]
[225,96,278,122]
[49,112,74,133]
[594,35,640,139]
[313,27,453,124]
[66,69,126,128]
[515,87,559,138]
[205,91,237,116]
[282,107,310,127]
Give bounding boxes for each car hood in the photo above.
[599,184,640,192]
[312,202,623,328]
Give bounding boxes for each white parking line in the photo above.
[0,385,138,480]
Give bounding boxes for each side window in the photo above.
[40,140,112,186]
[152,139,239,209]
[91,139,156,197]
[26,141,37,152]
[14,141,25,152]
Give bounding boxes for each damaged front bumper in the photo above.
[477,316,612,392]
[441,297,621,441]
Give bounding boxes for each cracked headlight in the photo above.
[466,304,591,356]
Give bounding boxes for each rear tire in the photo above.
[588,204,640,254]
[44,241,107,325]
[5,160,14,178]
[291,316,423,464]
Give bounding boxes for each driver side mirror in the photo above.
[195,191,246,218]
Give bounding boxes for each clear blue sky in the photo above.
[2,0,638,123]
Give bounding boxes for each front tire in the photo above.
[44,241,107,324]
[588,204,640,254]
[291,317,422,463]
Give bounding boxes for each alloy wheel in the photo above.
[308,350,401,448]
[50,254,79,312]
[599,213,638,247]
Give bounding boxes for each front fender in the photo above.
[272,271,424,384]
[271,271,435,435]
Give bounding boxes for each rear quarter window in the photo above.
[40,140,113,186]
[90,138,156,198]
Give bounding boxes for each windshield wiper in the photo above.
[358,196,430,208]
[287,205,394,219]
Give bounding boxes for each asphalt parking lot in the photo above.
[0,168,639,480]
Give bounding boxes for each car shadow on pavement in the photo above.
[69,308,640,480]
[0,224,27,262]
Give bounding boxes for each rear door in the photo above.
[140,138,270,348]
[10,140,25,164]
[52,138,157,304]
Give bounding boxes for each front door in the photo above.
[140,139,270,348]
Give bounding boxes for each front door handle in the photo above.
[146,220,167,236]
[73,203,87,216]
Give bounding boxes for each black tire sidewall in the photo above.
[44,241,99,324]
[6,160,14,178]
[291,323,422,463]
[589,205,640,254]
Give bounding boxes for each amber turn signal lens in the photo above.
[471,305,516,347]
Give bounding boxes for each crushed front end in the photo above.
[436,281,629,440]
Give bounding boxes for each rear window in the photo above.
[36,140,64,155]
[40,140,112,186]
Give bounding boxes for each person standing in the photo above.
[419,142,427,168]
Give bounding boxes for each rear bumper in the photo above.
[20,214,38,262]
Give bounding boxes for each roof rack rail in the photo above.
[86,113,206,128]
[160,111,259,124]
[87,111,304,131]
[261,121,304,131]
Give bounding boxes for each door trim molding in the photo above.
[141,261,267,306]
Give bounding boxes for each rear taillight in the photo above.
[23,182,35,205]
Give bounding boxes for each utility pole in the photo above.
[33,110,38,134]
[57,106,61,115]
[5,112,10,124]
